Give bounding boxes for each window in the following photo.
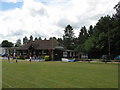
[70,52,72,57]
[23,51,27,55]
[73,52,75,57]
[63,52,67,57]
[42,50,47,55]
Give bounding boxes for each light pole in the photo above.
[108,29,111,60]
[108,19,111,60]
[51,34,54,61]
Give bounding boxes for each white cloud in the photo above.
[1,0,23,3]
[0,0,119,43]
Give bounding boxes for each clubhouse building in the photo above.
[1,40,88,61]
[16,40,78,60]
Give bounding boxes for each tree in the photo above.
[114,1,120,20]
[35,37,38,40]
[53,37,56,40]
[49,37,56,40]
[63,25,74,40]
[23,36,29,44]
[1,40,13,47]
[57,38,63,44]
[112,2,120,56]
[81,15,113,58]
[29,35,33,41]
[39,37,42,40]
[88,25,94,37]
[49,37,52,40]
[15,39,21,47]
[44,38,47,40]
[77,26,89,52]
[63,25,75,50]
[78,26,89,44]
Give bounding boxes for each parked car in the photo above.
[100,55,111,62]
[62,58,75,62]
[101,55,108,60]
[1,54,7,57]
[114,55,120,60]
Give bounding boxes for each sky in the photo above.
[0,0,119,44]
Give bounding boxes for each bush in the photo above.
[44,55,50,61]
[18,55,25,59]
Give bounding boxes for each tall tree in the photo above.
[15,39,21,47]
[57,38,63,44]
[77,26,89,52]
[112,2,120,56]
[23,36,29,44]
[82,15,113,58]
[1,40,13,47]
[114,1,120,20]
[39,37,42,40]
[44,38,47,40]
[63,25,75,50]
[49,37,56,40]
[88,25,94,37]
[35,37,38,40]
[49,37,52,40]
[29,35,33,41]
[77,26,89,45]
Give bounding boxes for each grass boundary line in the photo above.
[2,81,14,88]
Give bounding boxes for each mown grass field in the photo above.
[2,60,118,88]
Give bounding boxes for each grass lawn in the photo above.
[2,60,118,88]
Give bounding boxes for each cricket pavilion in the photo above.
[17,40,78,61]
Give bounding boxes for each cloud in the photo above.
[0,0,119,43]
[1,0,23,3]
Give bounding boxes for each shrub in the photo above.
[44,55,50,61]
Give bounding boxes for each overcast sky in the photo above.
[0,0,119,44]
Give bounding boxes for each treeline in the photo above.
[62,2,120,59]
[0,35,59,47]
[1,2,120,59]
